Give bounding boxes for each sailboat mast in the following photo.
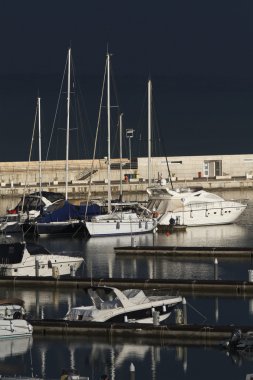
[107,53,112,213]
[38,97,42,199]
[65,48,71,201]
[119,113,123,200]
[148,79,152,186]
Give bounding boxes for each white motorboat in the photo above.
[64,286,182,323]
[0,241,84,277]
[146,179,247,227]
[0,298,33,339]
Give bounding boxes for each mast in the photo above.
[119,113,123,201]
[65,48,71,201]
[148,79,152,186]
[107,52,112,213]
[38,97,42,199]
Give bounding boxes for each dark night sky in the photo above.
[0,0,253,161]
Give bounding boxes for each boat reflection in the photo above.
[157,223,251,247]
[31,337,188,380]
[35,221,253,282]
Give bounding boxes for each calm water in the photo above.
[1,194,253,379]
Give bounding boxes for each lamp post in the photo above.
[126,128,134,170]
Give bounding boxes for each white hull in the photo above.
[159,201,247,226]
[0,320,32,339]
[65,286,182,324]
[0,242,84,277]
[0,254,83,277]
[134,312,171,324]
[147,184,247,227]
[85,219,156,237]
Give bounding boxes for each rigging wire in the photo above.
[45,55,68,162]
[85,57,107,218]
[22,102,38,213]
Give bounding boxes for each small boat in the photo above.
[221,329,253,365]
[147,179,247,227]
[0,240,84,277]
[0,298,32,339]
[64,286,182,323]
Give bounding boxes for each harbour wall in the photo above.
[0,153,253,209]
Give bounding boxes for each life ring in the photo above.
[152,211,159,218]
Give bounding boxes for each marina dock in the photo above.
[1,276,253,296]
[114,245,253,258]
[30,319,250,347]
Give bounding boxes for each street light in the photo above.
[126,128,134,170]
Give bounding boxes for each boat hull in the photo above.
[85,219,156,237]
[104,304,176,323]
[0,320,32,339]
[0,255,83,277]
[158,202,247,227]
[22,220,84,236]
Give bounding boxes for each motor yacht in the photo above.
[147,179,247,227]
[64,286,182,323]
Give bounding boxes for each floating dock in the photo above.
[157,225,187,233]
[114,245,253,258]
[0,276,253,296]
[30,319,251,347]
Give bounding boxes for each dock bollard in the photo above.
[129,362,135,380]
[152,310,160,326]
[214,258,218,280]
[35,259,40,277]
[70,265,76,277]
[175,308,184,324]
[131,236,136,247]
[182,298,187,324]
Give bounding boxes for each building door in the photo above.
[203,160,222,177]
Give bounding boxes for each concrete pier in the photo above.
[0,154,252,209]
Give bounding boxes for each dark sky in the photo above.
[0,0,253,161]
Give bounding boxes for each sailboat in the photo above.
[85,53,157,237]
[21,49,86,236]
[0,97,67,235]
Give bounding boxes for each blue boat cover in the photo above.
[37,201,102,223]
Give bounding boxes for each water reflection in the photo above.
[17,337,189,380]
[0,199,253,379]
[0,336,32,360]
[1,336,250,380]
